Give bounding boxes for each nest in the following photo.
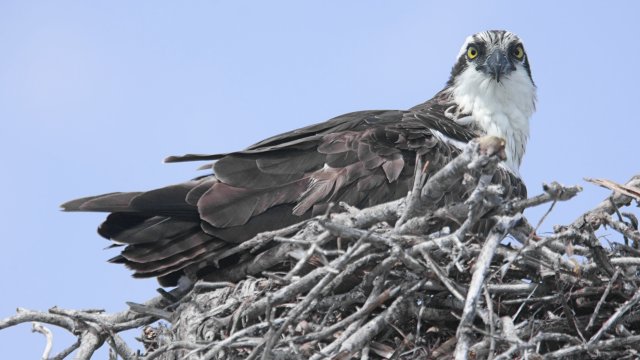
[140,140,640,360]
[3,138,640,360]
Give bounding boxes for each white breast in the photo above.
[451,66,536,175]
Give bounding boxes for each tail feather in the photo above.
[121,231,214,262]
[62,179,212,218]
[125,240,227,278]
[101,215,198,245]
[98,213,151,240]
[128,181,202,217]
[61,192,141,212]
[163,153,225,163]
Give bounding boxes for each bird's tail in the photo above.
[61,178,229,286]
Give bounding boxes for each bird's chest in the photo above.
[456,94,530,173]
[475,109,528,168]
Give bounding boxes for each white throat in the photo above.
[450,67,536,174]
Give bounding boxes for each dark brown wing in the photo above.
[62,104,526,286]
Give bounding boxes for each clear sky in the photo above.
[1,1,639,358]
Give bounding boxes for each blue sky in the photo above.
[1,1,639,358]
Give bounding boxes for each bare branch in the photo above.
[454,215,521,360]
[31,322,53,360]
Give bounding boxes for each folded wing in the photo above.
[62,107,525,286]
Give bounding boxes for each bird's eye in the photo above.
[513,45,525,60]
[467,46,479,60]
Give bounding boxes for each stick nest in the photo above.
[3,138,640,360]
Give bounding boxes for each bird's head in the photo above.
[448,30,534,86]
[444,30,536,174]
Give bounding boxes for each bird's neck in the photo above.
[449,71,536,174]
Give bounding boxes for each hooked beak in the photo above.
[481,50,515,83]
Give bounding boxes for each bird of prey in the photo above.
[63,30,536,286]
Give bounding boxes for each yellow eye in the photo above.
[514,46,524,59]
[467,46,479,59]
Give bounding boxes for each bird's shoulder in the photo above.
[247,96,478,152]
[166,95,477,164]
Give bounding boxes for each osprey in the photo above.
[63,30,536,286]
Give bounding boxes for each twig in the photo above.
[454,215,521,360]
[292,278,395,344]
[505,182,582,213]
[544,334,640,359]
[74,327,102,360]
[589,286,640,344]
[586,267,621,331]
[126,302,173,321]
[572,175,640,232]
[483,288,496,360]
[1,308,75,333]
[600,213,640,244]
[143,341,203,360]
[105,332,137,360]
[31,322,53,360]
[498,190,559,280]
[262,238,372,356]
[51,340,80,360]
[333,290,414,358]
[395,154,427,226]
[419,250,465,302]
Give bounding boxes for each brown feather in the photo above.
[198,179,308,227]
[121,231,218,262]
